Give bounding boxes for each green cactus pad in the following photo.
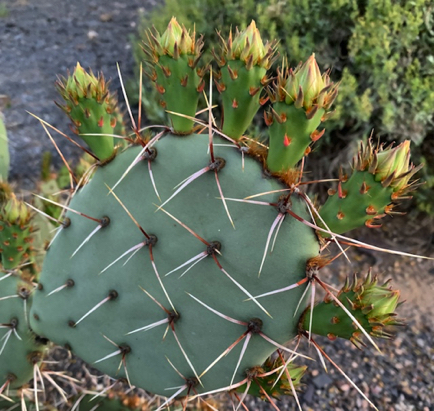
[318,170,394,234]
[318,139,421,235]
[0,272,46,390]
[215,21,276,140]
[219,61,267,140]
[154,55,202,133]
[0,197,34,270]
[30,132,319,397]
[144,18,204,134]
[266,56,338,173]
[267,103,324,172]
[56,63,126,161]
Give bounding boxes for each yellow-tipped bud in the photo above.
[159,17,194,57]
[220,20,277,69]
[284,54,338,110]
[2,195,32,225]
[231,21,266,66]
[375,140,414,190]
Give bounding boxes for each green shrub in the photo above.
[134,0,434,146]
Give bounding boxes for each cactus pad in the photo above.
[30,132,319,396]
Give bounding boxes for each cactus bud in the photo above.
[284,54,338,110]
[230,21,268,67]
[374,140,419,191]
[159,17,193,57]
[2,196,31,225]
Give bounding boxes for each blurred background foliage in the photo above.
[130,0,434,212]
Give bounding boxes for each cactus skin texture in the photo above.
[300,271,403,349]
[30,132,319,396]
[0,271,47,390]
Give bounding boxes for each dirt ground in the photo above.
[1,1,433,410]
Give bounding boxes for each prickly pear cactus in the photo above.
[1,17,425,410]
[0,269,47,392]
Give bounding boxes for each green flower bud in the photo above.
[284,54,338,110]
[2,196,31,225]
[375,140,413,190]
[159,17,194,57]
[231,21,266,66]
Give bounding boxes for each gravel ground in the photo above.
[1,1,433,410]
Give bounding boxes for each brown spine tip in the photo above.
[337,211,345,220]
[98,116,104,127]
[327,188,337,196]
[232,98,238,108]
[214,80,226,93]
[156,84,165,94]
[180,74,188,87]
[161,65,171,77]
[227,65,238,80]
[264,111,273,126]
[365,205,377,215]
[310,128,325,142]
[197,79,206,93]
[249,86,260,97]
[360,181,370,194]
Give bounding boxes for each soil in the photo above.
[1,1,433,410]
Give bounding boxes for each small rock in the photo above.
[99,13,112,22]
[313,373,333,389]
[87,30,98,40]
[416,338,425,348]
